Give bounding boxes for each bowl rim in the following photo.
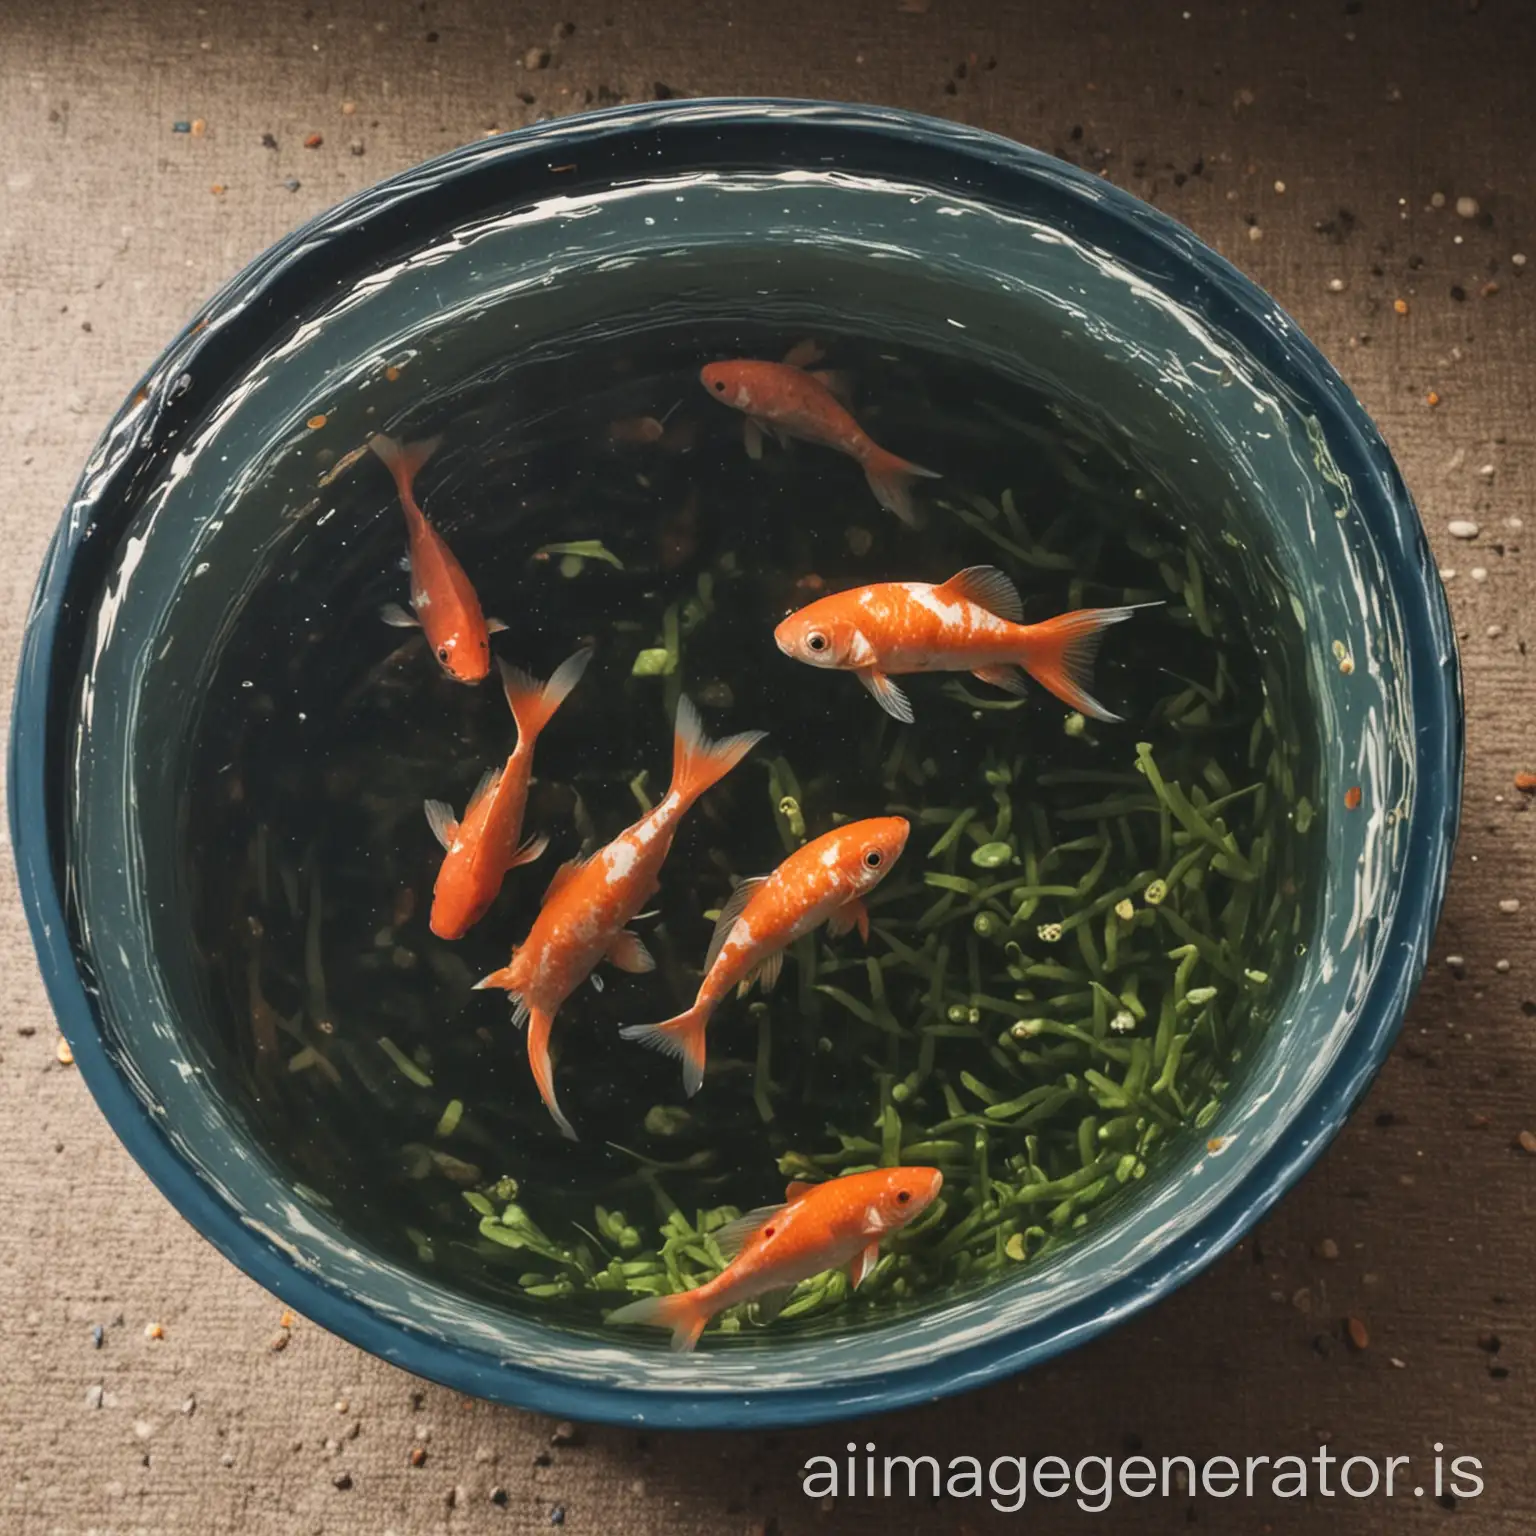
[9,97,1462,1429]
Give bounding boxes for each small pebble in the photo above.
[1512,252,1527,269]
[85,1384,104,1410]
[172,120,191,133]
[1315,1237,1340,1261]
[1327,277,1346,292]
[1495,960,1510,974]
[525,46,550,69]
[409,1447,428,1468]
[349,141,365,156]
[269,1330,290,1352]
[191,118,206,137]
[1448,519,1479,539]
[332,1471,353,1490]
[56,1035,75,1065]
[335,1398,350,1414]
[304,133,323,149]
[1470,567,1489,582]
[341,100,357,115]
[220,1452,235,1468]
[1393,298,1409,315]
[1514,772,1536,793]
[1247,225,1263,243]
[145,1322,164,1340]
[91,1323,104,1348]
[533,1449,553,1468]
[1487,624,1503,638]
[490,1487,509,1506]
[1430,191,1446,209]
[1273,179,1286,193]
[1455,195,1480,219]
[180,1397,196,1415]
[283,178,302,193]
[1515,1130,1536,1156]
[550,1421,581,1447]
[1426,390,1441,407]
[1498,898,1521,914]
[1346,1316,1370,1350]
[551,1507,566,1526]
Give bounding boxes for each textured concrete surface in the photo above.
[2,1,1533,1532]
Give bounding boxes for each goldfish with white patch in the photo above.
[424,648,592,940]
[475,697,765,1138]
[369,433,504,682]
[606,1167,943,1351]
[774,564,1152,723]
[699,358,938,526]
[620,817,910,1094]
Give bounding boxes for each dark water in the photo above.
[181,321,1314,1325]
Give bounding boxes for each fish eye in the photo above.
[863,849,883,870]
[896,1189,911,1204]
[806,632,828,653]
[713,379,726,392]
[437,646,450,663]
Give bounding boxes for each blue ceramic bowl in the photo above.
[9,101,1460,1427]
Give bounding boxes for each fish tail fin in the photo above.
[606,1290,710,1352]
[1017,605,1148,722]
[862,447,940,527]
[368,433,443,512]
[668,696,765,807]
[498,646,593,746]
[525,1005,576,1140]
[619,1004,712,1097]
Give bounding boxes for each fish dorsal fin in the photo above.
[462,765,504,822]
[785,1180,815,1202]
[704,875,768,972]
[543,855,588,904]
[711,1202,788,1262]
[934,565,1024,623]
[423,799,458,850]
[780,338,825,369]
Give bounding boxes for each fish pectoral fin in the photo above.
[508,831,549,869]
[711,1202,788,1262]
[742,416,765,461]
[485,617,509,633]
[935,564,1025,623]
[543,855,587,903]
[751,1285,796,1326]
[971,664,1030,696]
[827,897,869,943]
[849,1242,881,1289]
[703,875,768,972]
[423,799,459,849]
[606,929,656,974]
[380,601,419,628]
[858,669,915,724]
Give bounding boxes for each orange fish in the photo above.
[621,817,910,1094]
[425,648,592,940]
[775,564,1148,723]
[699,359,939,526]
[369,433,503,682]
[606,1167,943,1351]
[475,697,766,1138]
